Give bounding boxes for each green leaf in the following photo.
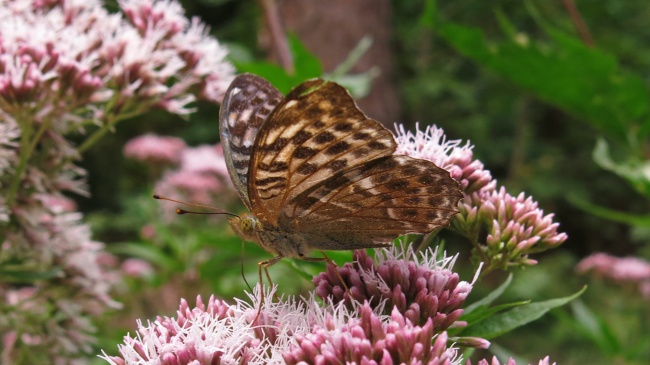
[464,273,513,314]
[462,286,586,339]
[328,36,373,78]
[235,34,323,94]
[567,194,650,227]
[570,300,622,354]
[457,300,530,334]
[289,33,322,80]
[437,16,650,142]
[0,266,62,282]
[592,138,650,197]
[418,0,438,29]
[234,61,295,93]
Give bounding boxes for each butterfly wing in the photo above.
[278,154,462,249]
[219,74,283,210]
[247,79,396,224]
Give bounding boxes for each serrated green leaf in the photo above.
[437,17,650,142]
[462,286,586,339]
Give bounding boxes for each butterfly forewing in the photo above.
[248,79,396,224]
[279,155,463,249]
[219,74,283,209]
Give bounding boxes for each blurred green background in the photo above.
[85,1,650,364]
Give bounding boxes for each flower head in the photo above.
[468,356,556,365]
[102,288,471,365]
[283,303,461,365]
[395,124,567,272]
[123,133,186,166]
[395,124,494,195]
[0,0,234,127]
[314,244,474,331]
[101,295,260,365]
[577,253,650,282]
[577,253,650,298]
[154,143,235,213]
[457,187,568,271]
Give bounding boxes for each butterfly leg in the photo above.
[253,255,283,324]
[301,251,350,294]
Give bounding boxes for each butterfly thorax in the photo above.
[228,212,313,258]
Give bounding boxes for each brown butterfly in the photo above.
[214,74,462,316]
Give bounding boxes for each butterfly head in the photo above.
[228,213,262,243]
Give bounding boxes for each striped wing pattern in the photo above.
[247,79,396,225]
[281,155,462,249]
[219,74,282,210]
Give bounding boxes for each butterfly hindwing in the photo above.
[248,79,396,224]
[219,74,283,210]
[279,155,462,249]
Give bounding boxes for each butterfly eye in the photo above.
[241,216,258,232]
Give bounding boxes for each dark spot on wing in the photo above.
[294,146,318,159]
[297,163,318,175]
[314,131,335,144]
[334,122,354,132]
[387,180,409,190]
[292,130,313,145]
[325,141,350,155]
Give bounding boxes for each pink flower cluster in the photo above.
[284,304,459,365]
[123,133,234,207]
[577,253,650,298]
[0,0,233,125]
[101,282,465,365]
[395,124,494,195]
[314,245,474,333]
[124,134,187,166]
[101,283,551,365]
[0,0,234,363]
[470,357,556,365]
[395,124,567,273]
[458,187,568,270]
[153,143,235,211]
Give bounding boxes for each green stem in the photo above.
[5,115,38,207]
[77,109,143,154]
[77,121,113,154]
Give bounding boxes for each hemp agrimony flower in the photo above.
[314,244,473,332]
[395,124,567,274]
[0,0,234,363]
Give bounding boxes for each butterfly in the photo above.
[218,74,462,316]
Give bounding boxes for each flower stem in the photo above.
[5,115,50,207]
[77,109,144,154]
[77,122,112,154]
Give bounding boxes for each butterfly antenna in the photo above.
[153,194,239,218]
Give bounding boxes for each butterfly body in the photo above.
[228,213,319,258]
[220,73,462,262]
